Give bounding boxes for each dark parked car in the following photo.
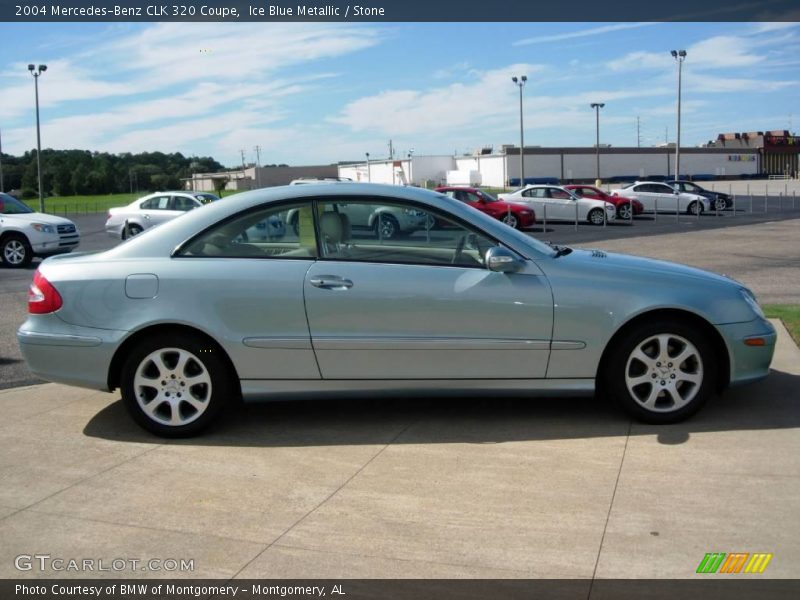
[667,181,731,210]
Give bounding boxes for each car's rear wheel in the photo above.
[687,201,703,215]
[588,208,605,225]
[617,203,632,220]
[606,320,716,423]
[1,234,33,268]
[375,214,399,239]
[121,333,233,437]
[501,213,520,229]
[124,223,144,239]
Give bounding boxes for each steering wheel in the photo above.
[452,234,467,264]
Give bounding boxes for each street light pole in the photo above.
[590,103,605,182]
[511,75,527,186]
[671,50,687,180]
[407,149,414,185]
[365,152,371,182]
[28,64,47,213]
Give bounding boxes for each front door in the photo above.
[303,197,554,379]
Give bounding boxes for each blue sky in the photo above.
[1,21,798,167]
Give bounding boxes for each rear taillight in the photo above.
[28,270,63,314]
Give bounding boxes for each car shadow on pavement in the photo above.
[82,368,800,448]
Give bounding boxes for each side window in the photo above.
[636,185,653,193]
[656,184,674,194]
[171,196,199,212]
[550,188,570,199]
[317,199,497,269]
[571,188,584,197]
[177,202,317,259]
[140,196,170,210]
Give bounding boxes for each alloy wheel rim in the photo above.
[590,210,604,224]
[503,215,518,227]
[379,217,396,238]
[625,333,703,412]
[133,348,212,426]
[3,240,26,265]
[620,205,632,219]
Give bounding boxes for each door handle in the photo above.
[310,276,353,290]
[143,214,151,219]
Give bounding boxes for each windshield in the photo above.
[0,193,34,214]
[478,191,498,203]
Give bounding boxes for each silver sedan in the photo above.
[105,191,220,239]
[19,184,775,436]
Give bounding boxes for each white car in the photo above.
[611,182,710,215]
[498,185,616,225]
[105,191,219,239]
[0,192,80,268]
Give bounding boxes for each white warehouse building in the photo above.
[339,146,761,188]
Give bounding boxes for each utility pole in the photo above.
[388,139,394,160]
[511,75,527,186]
[671,49,687,179]
[253,145,262,188]
[590,103,605,181]
[636,116,641,148]
[29,64,47,212]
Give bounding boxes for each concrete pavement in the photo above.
[0,320,797,580]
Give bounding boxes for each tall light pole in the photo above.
[365,152,371,182]
[511,75,527,186]
[671,50,687,180]
[590,103,605,181]
[0,128,5,193]
[407,149,414,185]
[28,64,47,213]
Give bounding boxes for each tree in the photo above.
[212,175,230,196]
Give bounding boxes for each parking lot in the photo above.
[0,199,799,582]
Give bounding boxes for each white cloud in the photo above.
[514,23,656,46]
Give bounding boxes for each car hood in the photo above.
[2,212,76,226]
[565,247,740,287]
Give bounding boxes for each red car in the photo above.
[564,185,643,220]
[435,186,536,229]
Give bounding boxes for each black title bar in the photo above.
[2,0,800,22]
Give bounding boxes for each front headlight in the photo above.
[740,288,765,319]
[31,223,55,234]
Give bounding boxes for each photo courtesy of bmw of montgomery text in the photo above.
[18,184,775,437]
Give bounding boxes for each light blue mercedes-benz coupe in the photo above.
[18,183,775,437]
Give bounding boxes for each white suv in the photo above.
[0,193,80,268]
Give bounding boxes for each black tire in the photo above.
[588,208,605,226]
[374,213,399,239]
[120,332,234,437]
[617,203,633,220]
[605,319,717,424]
[124,223,144,239]
[686,201,703,216]
[1,233,33,268]
[712,197,727,212]
[501,213,520,229]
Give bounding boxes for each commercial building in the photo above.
[185,164,338,191]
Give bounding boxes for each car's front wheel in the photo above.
[687,201,703,215]
[1,234,33,268]
[712,197,727,211]
[606,320,716,424]
[374,214,399,239]
[617,203,633,220]
[501,213,520,229]
[121,333,234,437]
[588,208,606,225]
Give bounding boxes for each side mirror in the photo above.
[486,246,525,274]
